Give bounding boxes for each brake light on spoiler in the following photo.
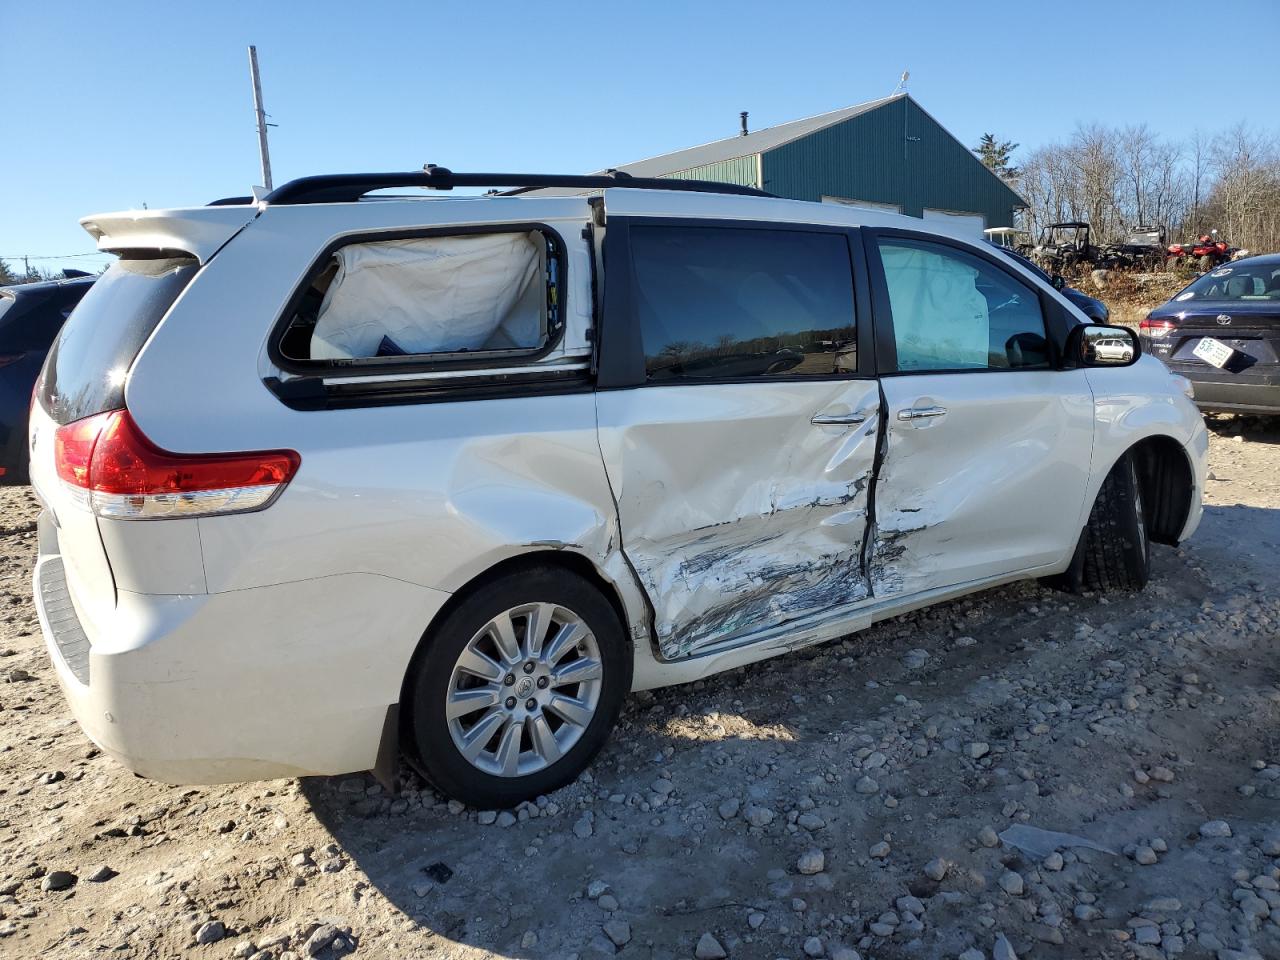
[54,409,300,519]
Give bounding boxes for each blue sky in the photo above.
[4,0,1276,273]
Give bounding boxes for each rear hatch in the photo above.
[30,256,201,636]
[1155,302,1280,376]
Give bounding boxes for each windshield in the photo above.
[1175,261,1280,302]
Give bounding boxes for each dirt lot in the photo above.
[1,418,1278,960]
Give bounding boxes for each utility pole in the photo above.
[248,45,273,191]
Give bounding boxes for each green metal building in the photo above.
[608,94,1026,236]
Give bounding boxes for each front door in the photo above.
[865,231,1095,598]
[595,220,880,660]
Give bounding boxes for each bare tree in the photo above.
[1016,122,1280,255]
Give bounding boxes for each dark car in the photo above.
[989,245,1111,323]
[1139,254,1280,415]
[0,274,95,481]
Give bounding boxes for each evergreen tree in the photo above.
[973,133,1021,182]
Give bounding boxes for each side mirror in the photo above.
[1066,324,1140,368]
[1052,274,1066,291]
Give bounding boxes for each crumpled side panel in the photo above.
[598,381,881,661]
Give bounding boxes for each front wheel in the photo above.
[403,566,631,808]
[1048,453,1150,593]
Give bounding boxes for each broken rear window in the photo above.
[277,229,562,366]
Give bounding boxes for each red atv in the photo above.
[1167,230,1237,271]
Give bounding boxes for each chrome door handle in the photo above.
[897,405,948,421]
[811,412,868,426]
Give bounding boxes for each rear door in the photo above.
[595,218,881,661]
[31,257,200,635]
[864,229,1095,598]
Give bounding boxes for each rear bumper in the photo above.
[33,522,450,784]
[1182,372,1280,415]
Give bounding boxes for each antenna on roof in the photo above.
[891,70,909,95]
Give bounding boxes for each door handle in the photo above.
[811,412,868,426]
[897,405,948,422]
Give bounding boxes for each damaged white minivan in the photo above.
[31,169,1206,807]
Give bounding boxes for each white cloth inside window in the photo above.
[311,231,546,360]
[880,245,990,370]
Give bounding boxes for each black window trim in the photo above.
[265,221,571,380]
[863,226,1075,376]
[597,216,876,390]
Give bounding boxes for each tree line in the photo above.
[977,124,1280,255]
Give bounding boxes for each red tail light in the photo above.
[1139,318,1177,339]
[54,409,300,519]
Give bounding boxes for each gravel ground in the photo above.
[1,417,1278,960]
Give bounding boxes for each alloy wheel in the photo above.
[446,602,603,777]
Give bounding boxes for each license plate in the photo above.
[1192,336,1234,369]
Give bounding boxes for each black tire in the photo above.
[1048,453,1150,593]
[402,565,631,808]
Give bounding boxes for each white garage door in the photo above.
[822,196,903,215]
[922,208,986,239]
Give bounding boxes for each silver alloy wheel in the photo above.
[446,602,603,778]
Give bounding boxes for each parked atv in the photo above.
[1167,230,1237,271]
[1103,226,1167,270]
[1033,222,1100,273]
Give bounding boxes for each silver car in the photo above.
[30,170,1206,807]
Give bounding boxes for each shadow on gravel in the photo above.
[1205,413,1280,446]
[297,500,1278,958]
[300,726,818,959]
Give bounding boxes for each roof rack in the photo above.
[258,165,774,205]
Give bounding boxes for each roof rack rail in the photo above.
[260,165,775,205]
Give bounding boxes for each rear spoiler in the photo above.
[80,206,260,263]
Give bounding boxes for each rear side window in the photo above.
[38,257,198,425]
[276,229,562,367]
[876,238,1049,372]
[630,226,857,381]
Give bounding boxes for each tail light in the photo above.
[54,409,299,519]
[1139,318,1176,339]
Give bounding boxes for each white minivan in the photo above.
[31,169,1206,807]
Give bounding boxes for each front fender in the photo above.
[1083,356,1207,539]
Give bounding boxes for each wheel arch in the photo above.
[1093,434,1196,547]
[1129,434,1196,546]
[379,548,649,785]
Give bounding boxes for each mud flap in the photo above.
[371,704,400,794]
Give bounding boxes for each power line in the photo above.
[0,252,115,261]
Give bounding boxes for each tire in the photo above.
[1049,453,1150,593]
[1198,254,1213,272]
[402,565,631,808]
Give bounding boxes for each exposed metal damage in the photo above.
[597,380,884,662]
[631,490,873,659]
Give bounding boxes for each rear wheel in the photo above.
[403,566,631,808]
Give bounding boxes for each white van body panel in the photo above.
[31,188,1207,785]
